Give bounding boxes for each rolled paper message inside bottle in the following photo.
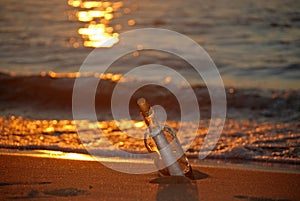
[137,98,194,179]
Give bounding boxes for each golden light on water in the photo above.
[43,71,123,82]
[7,150,96,161]
[134,121,146,128]
[68,0,126,48]
[77,11,105,21]
[82,1,102,9]
[68,0,81,7]
[127,19,135,26]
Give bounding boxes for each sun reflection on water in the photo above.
[68,0,126,48]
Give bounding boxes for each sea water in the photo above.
[0,0,299,89]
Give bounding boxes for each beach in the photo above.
[1,154,299,201]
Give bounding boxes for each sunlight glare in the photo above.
[68,0,124,48]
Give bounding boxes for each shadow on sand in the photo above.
[150,170,208,201]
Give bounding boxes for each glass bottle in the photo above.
[137,98,194,179]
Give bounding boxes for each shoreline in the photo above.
[1,149,299,174]
[1,154,299,201]
[1,117,299,166]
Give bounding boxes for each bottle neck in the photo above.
[142,107,163,137]
[137,98,163,137]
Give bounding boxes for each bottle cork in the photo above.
[137,98,150,116]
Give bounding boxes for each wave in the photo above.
[0,72,299,121]
[0,117,299,165]
[226,63,300,79]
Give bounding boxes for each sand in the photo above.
[0,154,299,201]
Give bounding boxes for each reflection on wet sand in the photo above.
[68,0,132,48]
[151,176,203,201]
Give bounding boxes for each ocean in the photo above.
[1,0,299,89]
[0,0,299,170]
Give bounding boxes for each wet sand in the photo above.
[1,155,299,201]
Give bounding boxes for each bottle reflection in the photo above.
[150,169,208,201]
[151,176,198,201]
